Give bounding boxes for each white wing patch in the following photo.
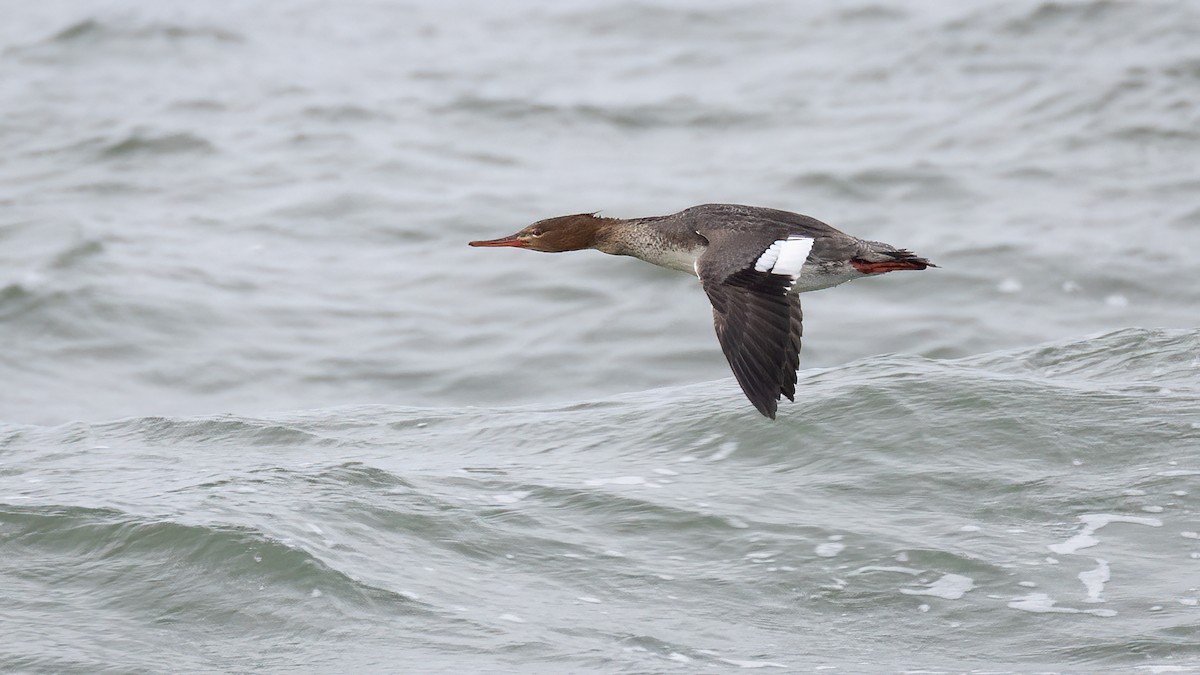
[754,241,782,272]
[754,236,814,278]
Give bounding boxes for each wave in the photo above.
[2,327,1196,671]
[437,94,767,129]
[48,19,241,46]
[98,132,215,158]
[2,327,1194,436]
[5,17,243,68]
[0,502,427,610]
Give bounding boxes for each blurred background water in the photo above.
[2,0,1199,672]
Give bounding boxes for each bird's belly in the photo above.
[638,245,704,275]
[790,262,863,293]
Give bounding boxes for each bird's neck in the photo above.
[592,218,633,256]
[593,217,670,256]
[593,216,704,274]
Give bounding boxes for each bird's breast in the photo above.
[631,243,706,276]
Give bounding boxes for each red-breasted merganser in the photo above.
[469,203,935,419]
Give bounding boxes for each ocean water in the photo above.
[2,0,1199,672]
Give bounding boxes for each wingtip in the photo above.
[756,400,778,420]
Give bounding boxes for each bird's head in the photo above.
[469,213,612,253]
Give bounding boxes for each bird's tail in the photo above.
[851,244,936,274]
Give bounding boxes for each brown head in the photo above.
[468,213,614,253]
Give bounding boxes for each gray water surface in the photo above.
[2,1,1199,672]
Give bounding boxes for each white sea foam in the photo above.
[1048,514,1163,555]
[900,574,975,600]
[1007,593,1117,616]
[709,441,738,461]
[492,490,530,504]
[1078,558,1110,603]
[815,542,845,558]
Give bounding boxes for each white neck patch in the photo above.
[754,236,814,279]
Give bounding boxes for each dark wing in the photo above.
[683,204,845,239]
[696,260,803,420]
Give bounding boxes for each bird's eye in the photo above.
[529,229,545,237]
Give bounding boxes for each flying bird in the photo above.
[469,203,934,419]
